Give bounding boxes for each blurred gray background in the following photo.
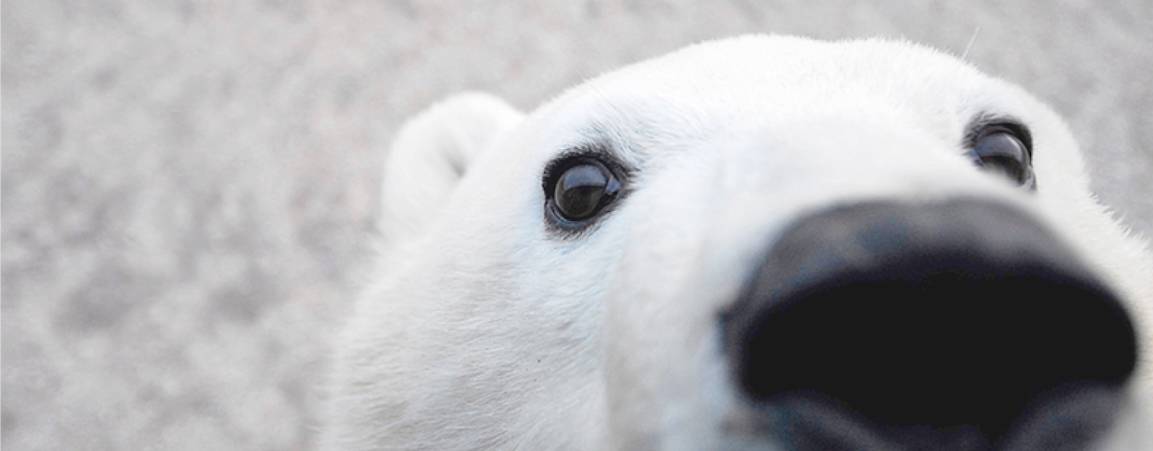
[3,1,1151,449]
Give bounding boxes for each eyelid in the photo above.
[542,145,630,196]
[975,131,1029,160]
[964,115,1034,157]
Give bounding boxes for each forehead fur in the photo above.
[527,36,1043,170]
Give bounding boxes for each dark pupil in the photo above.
[555,164,609,220]
[975,132,1028,184]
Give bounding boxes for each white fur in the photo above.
[324,35,1153,450]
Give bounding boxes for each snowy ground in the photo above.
[3,1,1151,449]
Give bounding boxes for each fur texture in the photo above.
[325,35,1153,450]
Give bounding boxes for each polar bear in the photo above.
[325,36,1153,450]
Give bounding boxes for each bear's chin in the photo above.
[717,385,1127,451]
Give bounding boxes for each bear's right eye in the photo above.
[543,155,623,231]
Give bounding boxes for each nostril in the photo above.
[723,200,1138,441]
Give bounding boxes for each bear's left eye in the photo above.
[968,123,1036,189]
[543,155,623,231]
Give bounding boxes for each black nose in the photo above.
[723,199,1138,447]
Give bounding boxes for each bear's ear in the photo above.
[378,92,524,245]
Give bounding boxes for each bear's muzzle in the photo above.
[722,198,1138,450]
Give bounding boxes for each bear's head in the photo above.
[326,36,1153,450]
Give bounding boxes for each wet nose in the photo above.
[723,199,1137,446]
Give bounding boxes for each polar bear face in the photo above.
[326,36,1153,450]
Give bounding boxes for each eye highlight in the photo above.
[543,154,624,232]
[967,122,1036,190]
